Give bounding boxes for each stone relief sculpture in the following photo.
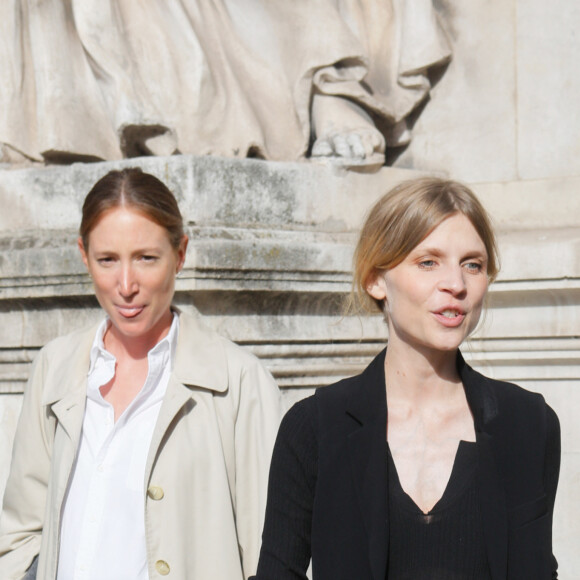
[0,0,450,169]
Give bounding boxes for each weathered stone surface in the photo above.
[0,156,422,233]
[472,177,580,231]
[395,0,580,189]
[394,0,517,182]
[517,0,580,179]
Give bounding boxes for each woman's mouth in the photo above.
[116,305,145,318]
[433,308,466,327]
[441,309,461,318]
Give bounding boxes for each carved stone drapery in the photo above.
[0,0,450,166]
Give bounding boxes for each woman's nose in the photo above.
[438,266,467,295]
[118,264,138,296]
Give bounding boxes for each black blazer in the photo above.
[254,349,560,580]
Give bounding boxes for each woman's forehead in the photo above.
[410,214,487,254]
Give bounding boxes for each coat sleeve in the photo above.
[0,349,53,579]
[544,405,561,580]
[231,353,283,580]
[251,397,318,580]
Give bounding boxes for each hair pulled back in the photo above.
[352,177,499,313]
[80,167,184,250]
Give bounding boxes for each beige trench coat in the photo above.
[0,311,281,579]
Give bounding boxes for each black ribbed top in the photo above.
[386,441,492,580]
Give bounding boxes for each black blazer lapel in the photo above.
[346,350,388,580]
[460,354,508,580]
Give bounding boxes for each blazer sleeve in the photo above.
[544,405,561,580]
[251,397,318,580]
[0,349,53,579]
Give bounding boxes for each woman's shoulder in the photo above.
[42,322,99,349]
[174,310,278,395]
[313,349,386,418]
[477,370,549,409]
[489,377,560,436]
[23,322,100,404]
[460,356,559,433]
[35,321,100,364]
[460,353,546,405]
[283,358,383,439]
[278,380,349,442]
[280,395,317,436]
[177,309,257,363]
[312,372,365,410]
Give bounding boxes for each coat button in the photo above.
[155,560,170,575]
[147,486,164,500]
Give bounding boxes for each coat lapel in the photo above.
[145,377,196,478]
[345,350,388,580]
[41,324,95,444]
[41,325,96,515]
[41,323,96,446]
[50,380,87,449]
[49,380,87,502]
[459,354,508,580]
[145,311,229,477]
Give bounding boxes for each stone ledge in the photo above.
[2,155,579,233]
[0,155,421,234]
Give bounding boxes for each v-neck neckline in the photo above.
[386,440,477,517]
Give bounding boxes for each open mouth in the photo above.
[434,308,466,327]
[440,309,462,319]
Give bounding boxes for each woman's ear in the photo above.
[176,235,189,273]
[366,272,387,302]
[78,237,89,270]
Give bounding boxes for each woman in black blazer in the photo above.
[252,177,560,580]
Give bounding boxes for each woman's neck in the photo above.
[104,312,173,362]
[384,340,462,407]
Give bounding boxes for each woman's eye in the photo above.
[97,257,114,265]
[418,260,436,269]
[140,255,157,262]
[464,262,483,273]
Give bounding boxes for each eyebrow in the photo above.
[411,246,487,259]
[409,246,444,258]
[91,246,163,255]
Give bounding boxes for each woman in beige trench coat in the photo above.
[0,168,281,579]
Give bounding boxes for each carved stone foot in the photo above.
[311,94,385,171]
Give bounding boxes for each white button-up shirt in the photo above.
[57,314,179,580]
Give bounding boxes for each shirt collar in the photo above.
[87,313,180,391]
[88,318,114,376]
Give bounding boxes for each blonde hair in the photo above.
[351,177,499,313]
